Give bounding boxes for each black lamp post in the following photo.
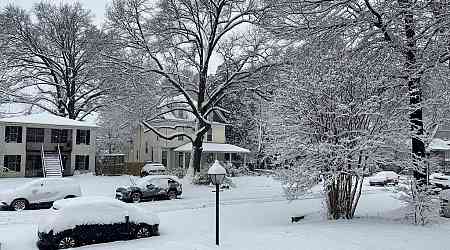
[208,160,226,246]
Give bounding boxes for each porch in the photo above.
[171,142,251,170]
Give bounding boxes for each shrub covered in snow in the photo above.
[393,177,439,225]
[223,162,251,177]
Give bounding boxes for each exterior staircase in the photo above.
[41,145,63,178]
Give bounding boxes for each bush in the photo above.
[192,169,211,185]
[223,162,250,177]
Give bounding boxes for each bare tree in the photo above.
[268,39,410,219]
[106,0,274,175]
[0,2,111,120]
[262,0,450,180]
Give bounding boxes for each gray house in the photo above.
[0,113,98,177]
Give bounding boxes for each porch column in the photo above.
[243,153,247,168]
[228,153,232,163]
[182,152,186,169]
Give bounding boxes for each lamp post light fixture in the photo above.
[208,160,226,246]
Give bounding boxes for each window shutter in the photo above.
[17,127,22,143]
[85,156,89,170]
[86,130,90,145]
[76,130,80,144]
[5,127,9,142]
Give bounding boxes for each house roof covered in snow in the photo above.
[427,138,450,151]
[157,95,228,124]
[0,113,99,128]
[174,142,250,153]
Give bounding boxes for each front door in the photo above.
[26,154,43,177]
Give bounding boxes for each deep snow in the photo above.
[0,175,449,250]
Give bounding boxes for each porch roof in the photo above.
[173,142,250,153]
[0,113,99,128]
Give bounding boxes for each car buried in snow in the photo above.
[36,197,160,249]
[0,178,81,211]
[430,173,450,189]
[368,171,400,186]
[115,175,182,203]
[140,162,167,177]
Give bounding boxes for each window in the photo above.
[5,126,22,143]
[76,129,90,145]
[75,155,89,170]
[178,152,184,168]
[26,128,44,143]
[177,127,183,141]
[151,147,154,161]
[145,142,149,154]
[4,155,21,172]
[207,128,213,141]
[162,150,168,166]
[51,129,68,143]
[177,110,185,119]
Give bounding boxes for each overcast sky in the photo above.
[0,0,110,25]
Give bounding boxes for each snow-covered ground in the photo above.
[0,175,449,250]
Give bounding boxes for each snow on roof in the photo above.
[159,95,228,123]
[428,138,450,151]
[0,113,99,128]
[143,163,166,172]
[174,143,250,153]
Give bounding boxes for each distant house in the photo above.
[129,96,250,170]
[0,113,98,177]
[428,124,450,172]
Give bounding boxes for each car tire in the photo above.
[168,190,177,200]
[11,199,28,211]
[131,192,141,203]
[135,224,151,239]
[57,235,77,249]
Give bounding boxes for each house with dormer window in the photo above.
[129,96,250,170]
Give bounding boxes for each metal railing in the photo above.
[57,144,64,174]
[41,144,46,178]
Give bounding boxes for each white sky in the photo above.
[0,0,110,25]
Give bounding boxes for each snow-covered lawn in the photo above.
[0,175,449,250]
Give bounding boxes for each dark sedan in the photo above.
[116,175,182,203]
[37,197,159,249]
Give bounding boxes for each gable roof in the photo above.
[159,95,228,124]
[0,113,99,128]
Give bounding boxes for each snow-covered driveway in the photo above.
[0,175,449,250]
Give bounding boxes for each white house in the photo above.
[129,96,250,170]
[0,113,98,177]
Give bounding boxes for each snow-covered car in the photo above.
[440,189,450,218]
[368,171,400,186]
[116,175,182,203]
[0,178,81,211]
[430,173,450,189]
[36,197,159,249]
[140,162,166,177]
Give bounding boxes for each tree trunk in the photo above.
[326,172,362,220]
[399,0,426,180]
